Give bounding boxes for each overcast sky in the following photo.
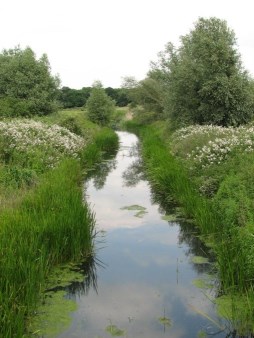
[1,0,253,89]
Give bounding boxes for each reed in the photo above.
[0,159,96,337]
[125,121,254,334]
[0,129,118,337]
[135,124,217,235]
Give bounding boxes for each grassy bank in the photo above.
[0,109,118,337]
[125,120,254,335]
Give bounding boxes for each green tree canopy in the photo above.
[151,17,254,127]
[85,82,115,126]
[0,46,60,116]
[58,86,92,108]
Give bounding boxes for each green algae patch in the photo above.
[28,290,77,337]
[105,324,126,336]
[191,256,209,264]
[28,263,85,337]
[120,205,147,218]
[197,330,208,338]
[46,263,84,289]
[120,204,146,211]
[158,316,172,327]
[192,278,212,289]
[135,210,148,218]
[192,275,214,289]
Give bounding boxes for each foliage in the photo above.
[0,119,85,172]
[0,46,59,116]
[58,86,92,108]
[125,119,254,335]
[58,86,130,109]
[0,108,119,337]
[105,87,131,107]
[125,122,217,234]
[171,124,254,169]
[151,17,254,127]
[0,159,95,337]
[86,82,116,126]
[121,76,164,119]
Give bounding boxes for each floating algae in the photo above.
[105,324,126,336]
[120,204,147,218]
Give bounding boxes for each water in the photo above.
[58,131,226,338]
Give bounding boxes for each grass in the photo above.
[124,119,254,335]
[0,159,95,337]
[0,108,119,337]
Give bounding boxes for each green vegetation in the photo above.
[128,17,254,128]
[86,81,116,126]
[125,119,254,334]
[2,13,254,337]
[0,105,118,337]
[0,46,59,117]
[120,204,148,218]
[106,324,126,337]
[58,86,130,109]
[123,22,254,334]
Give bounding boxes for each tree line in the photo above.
[126,17,254,128]
[1,17,254,128]
[0,46,130,118]
[59,86,130,109]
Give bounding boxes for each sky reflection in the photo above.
[58,132,225,338]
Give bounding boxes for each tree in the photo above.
[105,87,130,107]
[151,18,254,127]
[85,82,115,126]
[0,46,60,116]
[58,86,92,108]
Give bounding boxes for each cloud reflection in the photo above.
[61,131,225,338]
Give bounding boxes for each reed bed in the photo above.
[0,112,118,337]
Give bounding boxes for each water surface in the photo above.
[58,131,225,338]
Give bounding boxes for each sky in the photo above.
[0,0,253,89]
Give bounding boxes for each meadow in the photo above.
[0,108,118,337]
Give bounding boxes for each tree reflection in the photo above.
[86,151,118,190]
[149,181,216,275]
[122,158,145,187]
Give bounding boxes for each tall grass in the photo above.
[0,159,95,337]
[125,122,217,235]
[0,117,118,337]
[125,120,254,334]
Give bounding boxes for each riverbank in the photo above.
[0,109,118,337]
[124,119,254,335]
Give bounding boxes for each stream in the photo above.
[58,131,227,338]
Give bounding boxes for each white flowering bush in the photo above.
[0,119,86,170]
[172,124,254,168]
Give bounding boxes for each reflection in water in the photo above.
[85,148,118,190]
[58,131,228,338]
[66,255,103,297]
[122,157,145,187]
[121,143,145,187]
